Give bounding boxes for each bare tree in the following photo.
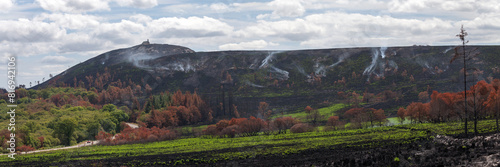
[450,25,480,137]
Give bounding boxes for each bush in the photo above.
[17,145,35,152]
[202,125,218,136]
[290,123,314,133]
[220,125,239,138]
[97,126,178,145]
[272,117,300,133]
[203,117,268,137]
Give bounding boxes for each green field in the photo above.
[2,119,497,166]
[273,103,349,120]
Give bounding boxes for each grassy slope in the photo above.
[2,119,498,166]
[272,103,349,120]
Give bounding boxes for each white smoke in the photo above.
[126,52,197,73]
[294,63,308,76]
[380,47,387,58]
[388,60,398,70]
[314,53,349,76]
[127,53,156,70]
[270,65,289,80]
[260,52,277,69]
[314,63,327,76]
[249,58,260,69]
[363,49,380,75]
[160,60,196,72]
[443,47,453,54]
[244,80,264,88]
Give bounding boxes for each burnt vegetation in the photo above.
[2,26,500,166]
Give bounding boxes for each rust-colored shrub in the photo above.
[290,123,314,133]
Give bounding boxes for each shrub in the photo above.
[96,126,178,145]
[202,125,218,136]
[17,145,35,152]
[290,123,314,133]
[272,117,300,133]
[220,125,239,138]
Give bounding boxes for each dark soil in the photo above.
[5,133,500,167]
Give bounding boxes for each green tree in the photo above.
[86,121,101,140]
[99,118,116,134]
[102,104,117,112]
[52,117,78,146]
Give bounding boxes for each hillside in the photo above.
[35,44,500,116]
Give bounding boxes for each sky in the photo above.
[1,0,500,89]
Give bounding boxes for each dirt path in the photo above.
[125,122,139,129]
[1,122,139,156]
[0,140,100,156]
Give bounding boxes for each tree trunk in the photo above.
[462,37,468,138]
[497,106,499,132]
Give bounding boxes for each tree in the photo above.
[418,91,430,102]
[469,80,493,135]
[53,117,78,146]
[397,107,406,124]
[326,116,343,130]
[450,25,480,137]
[86,121,101,140]
[272,117,299,134]
[487,88,500,132]
[102,104,117,112]
[344,108,366,128]
[373,109,387,126]
[405,102,429,123]
[258,102,269,119]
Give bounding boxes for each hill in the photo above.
[35,44,500,117]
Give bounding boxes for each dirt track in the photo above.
[0,122,139,157]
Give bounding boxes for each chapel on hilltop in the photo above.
[142,39,150,45]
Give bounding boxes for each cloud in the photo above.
[210,3,229,12]
[237,19,323,41]
[219,40,279,50]
[268,0,305,18]
[388,0,500,14]
[114,0,158,9]
[0,18,65,43]
[34,13,101,30]
[257,0,306,19]
[298,12,455,48]
[41,55,75,64]
[0,0,14,13]
[93,19,145,45]
[129,14,152,24]
[36,0,110,13]
[149,16,233,38]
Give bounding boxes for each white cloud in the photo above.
[36,0,110,13]
[210,3,229,12]
[114,0,158,9]
[34,13,101,30]
[299,12,455,48]
[0,18,65,43]
[0,0,14,13]
[237,19,323,41]
[129,14,152,24]
[219,40,279,50]
[388,0,500,14]
[268,0,305,18]
[93,19,145,45]
[41,55,75,64]
[148,16,233,38]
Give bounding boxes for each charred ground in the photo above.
[33,44,500,117]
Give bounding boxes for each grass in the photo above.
[273,103,349,120]
[387,117,412,125]
[2,119,498,166]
